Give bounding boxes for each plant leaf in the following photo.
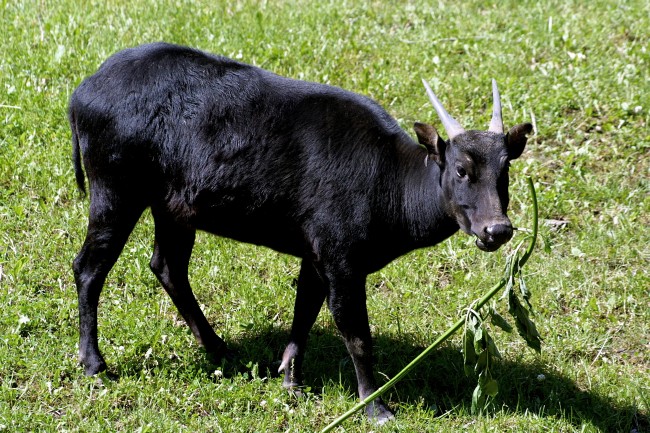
[483,378,499,397]
[475,350,488,375]
[474,325,485,352]
[508,289,543,353]
[489,306,513,333]
[486,332,502,359]
[519,272,533,310]
[471,384,487,415]
[463,326,477,376]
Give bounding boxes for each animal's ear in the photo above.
[506,123,533,160]
[414,122,446,167]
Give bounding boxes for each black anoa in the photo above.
[69,42,532,424]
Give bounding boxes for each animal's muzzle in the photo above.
[475,223,513,252]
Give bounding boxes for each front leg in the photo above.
[326,271,395,425]
[279,260,327,391]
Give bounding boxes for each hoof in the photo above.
[281,373,306,398]
[205,343,235,364]
[80,354,107,376]
[366,399,395,425]
[283,382,308,399]
[278,355,304,394]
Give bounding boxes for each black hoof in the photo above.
[81,354,107,376]
[205,343,235,364]
[366,398,395,425]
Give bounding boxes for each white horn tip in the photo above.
[489,79,504,134]
[421,78,465,140]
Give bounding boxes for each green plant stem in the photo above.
[320,177,538,433]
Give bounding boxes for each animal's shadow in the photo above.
[117,325,647,432]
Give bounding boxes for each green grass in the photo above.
[1,0,648,431]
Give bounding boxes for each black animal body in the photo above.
[70,42,532,423]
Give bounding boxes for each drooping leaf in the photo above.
[519,272,533,310]
[472,372,498,414]
[486,332,502,359]
[463,326,477,377]
[474,350,488,375]
[489,306,513,333]
[471,384,487,415]
[503,252,514,280]
[473,325,485,352]
[508,289,542,353]
[500,277,511,301]
[483,378,499,397]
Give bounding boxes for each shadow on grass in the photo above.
[113,324,647,432]
[228,326,647,432]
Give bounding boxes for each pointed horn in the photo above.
[489,79,504,134]
[421,78,465,140]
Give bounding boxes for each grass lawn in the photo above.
[1,0,648,431]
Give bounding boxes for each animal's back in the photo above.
[69,42,258,167]
[69,42,411,257]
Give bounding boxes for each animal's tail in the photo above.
[70,110,87,197]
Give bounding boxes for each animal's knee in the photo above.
[72,246,96,290]
[149,248,165,277]
[72,252,84,278]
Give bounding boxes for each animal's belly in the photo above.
[193,205,306,258]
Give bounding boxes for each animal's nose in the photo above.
[485,223,513,244]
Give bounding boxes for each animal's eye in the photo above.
[456,166,467,178]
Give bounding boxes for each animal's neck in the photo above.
[395,141,458,248]
[355,134,460,274]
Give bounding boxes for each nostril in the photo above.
[485,224,513,239]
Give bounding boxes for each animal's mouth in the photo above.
[474,237,502,252]
[472,221,514,252]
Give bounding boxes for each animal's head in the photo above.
[414,80,532,252]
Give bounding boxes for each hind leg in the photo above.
[149,209,227,359]
[73,194,145,375]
